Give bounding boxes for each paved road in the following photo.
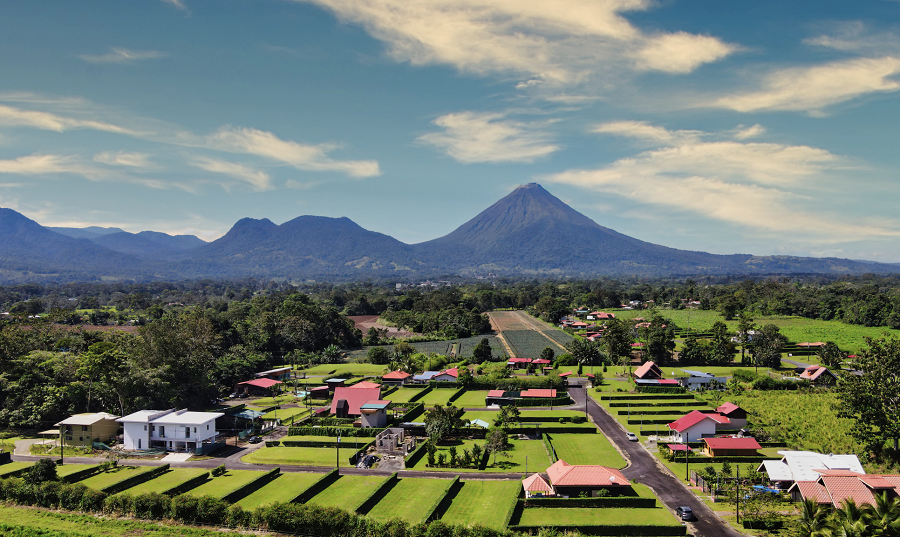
[567,383,743,537]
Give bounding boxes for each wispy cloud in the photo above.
[93,151,154,168]
[804,21,900,55]
[418,111,559,163]
[546,122,900,242]
[190,156,273,191]
[0,153,189,191]
[161,0,188,11]
[295,0,737,87]
[0,104,137,134]
[711,57,900,114]
[78,48,167,64]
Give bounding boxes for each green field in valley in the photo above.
[234,472,322,509]
[547,433,625,468]
[119,468,208,496]
[185,470,266,499]
[366,477,453,523]
[440,480,520,529]
[305,474,387,510]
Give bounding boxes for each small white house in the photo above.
[360,400,390,428]
[117,409,223,452]
[432,368,460,382]
[667,410,729,443]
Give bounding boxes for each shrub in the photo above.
[437,452,447,467]
[26,458,58,484]
[211,464,227,477]
[132,492,170,519]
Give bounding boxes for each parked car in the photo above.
[675,506,695,521]
[248,436,262,444]
[356,454,378,469]
[626,432,638,442]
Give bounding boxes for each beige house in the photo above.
[55,412,120,448]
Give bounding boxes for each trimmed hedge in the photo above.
[286,426,385,437]
[394,402,425,424]
[617,409,697,415]
[509,523,686,536]
[543,433,558,463]
[513,396,573,407]
[102,464,169,495]
[428,477,463,522]
[635,387,686,394]
[447,387,467,403]
[407,387,433,403]
[627,418,678,425]
[355,472,398,514]
[508,426,596,434]
[221,467,280,504]
[404,440,430,468]
[164,470,210,496]
[60,463,103,483]
[422,476,458,522]
[292,468,338,503]
[522,497,656,508]
[602,394,695,401]
[609,401,706,408]
[348,441,376,466]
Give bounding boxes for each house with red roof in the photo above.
[702,437,761,457]
[349,381,382,389]
[544,459,631,497]
[507,357,532,370]
[633,361,662,380]
[715,402,747,429]
[789,470,900,508]
[798,365,838,386]
[522,473,555,498]
[667,410,730,442]
[382,370,411,386]
[330,386,381,418]
[521,389,557,399]
[433,368,460,382]
[235,378,282,397]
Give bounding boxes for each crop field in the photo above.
[417,389,457,406]
[234,472,322,509]
[366,477,452,523]
[503,330,563,358]
[306,474,387,509]
[452,390,491,408]
[348,336,509,361]
[516,507,680,527]
[120,468,208,496]
[242,446,356,467]
[440,480,520,529]
[77,466,154,490]
[186,470,266,498]
[548,434,625,468]
[0,461,33,477]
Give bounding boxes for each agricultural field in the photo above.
[440,480,520,529]
[77,466,154,491]
[186,470,266,499]
[242,446,359,467]
[298,363,387,376]
[452,390,491,408]
[120,468,208,496]
[366,477,453,523]
[306,474,387,509]
[504,330,564,359]
[0,461,33,477]
[345,336,509,362]
[234,472,322,509]
[515,506,681,528]
[547,433,625,468]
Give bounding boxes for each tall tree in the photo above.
[603,318,634,367]
[737,311,755,366]
[565,338,604,371]
[836,337,900,452]
[817,341,844,369]
[749,324,786,371]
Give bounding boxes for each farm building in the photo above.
[330,386,382,418]
[117,409,223,453]
[508,357,532,369]
[715,402,747,429]
[235,378,282,397]
[701,437,761,457]
[254,367,292,382]
[758,450,865,489]
[789,470,900,508]
[633,361,662,380]
[359,400,390,428]
[382,370,411,386]
[798,365,838,385]
[667,410,730,443]
[55,412,120,448]
[545,459,631,497]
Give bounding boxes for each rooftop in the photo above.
[56,412,120,426]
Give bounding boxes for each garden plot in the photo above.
[235,472,322,509]
[547,433,625,468]
[120,468,208,496]
[366,477,453,523]
[242,446,359,467]
[187,469,267,499]
[306,474,386,509]
[77,465,155,491]
[440,480,520,529]
[0,461,33,477]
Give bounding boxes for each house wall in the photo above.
[433,374,456,382]
[122,422,149,450]
[361,410,387,428]
[674,420,717,442]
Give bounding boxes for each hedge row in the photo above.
[602,394,695,401]
[394,402,425,423]
[355,473,398,514]
[422,476,459,522]
[405,440,430,468]
[627,418,678,425]
[267,440,343,448]
[102,464,169,495]
[407,387,433,403]
[509,523,686,536]
[447,388,467,403]
[543,433,558,463]
[292,468,338,503]
[60,464,102,483]
[608,401,705,408]
[0,476,516,537]
[617,410,695,416]
[164,470,210,496]
[286,426,385,437]
[305,417,356,427]
[667,455,767,463]
[635,387,686,394]
[508,426,595,435]
[470,376,565,391]
[221,467,280,504]
[512,397,573,407]
[521,496,656,508]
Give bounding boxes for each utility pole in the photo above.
[685,433,689,482]
[736,465,740,523]
[59,427,64,465]
[336,434,341,469]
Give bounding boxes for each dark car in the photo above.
[248,436,262,444]
[675,506,695,521]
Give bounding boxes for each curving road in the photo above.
[567,382,743,537]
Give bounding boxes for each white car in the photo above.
[626,432,638,442]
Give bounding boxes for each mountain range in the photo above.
[2,183,897,283]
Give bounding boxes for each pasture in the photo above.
[440,480,520,529]
[305,474,386,509]
[234,472,322,509]
[366,477,452,523]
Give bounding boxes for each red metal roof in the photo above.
[633,361,661,379]
[487,390,506,397]
[237,378,282,388]
[532,359,551,364]
[792,481,832,505]
[509,358,532,363]
[666,444,693,451]
[546,460,630,487]
[330,386,381,416]
[349,381,382,389]
[821,476,877,507]
[702,437,761,450]
[557,372,573,377]
[438,367,459,378]
[716,402,740,415]
[667,410,728,432]
[382,370,411,380]
[522,473,553,493]
[521,389,557,398]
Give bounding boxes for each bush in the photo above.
[212,464,227,477]
[26,458,58,484]
[731,369,758,383]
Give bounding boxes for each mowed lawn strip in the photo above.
[235,472,322,509]
[452,390,491,408]
[517,507,680,527]
[441,480,520,529]
[77,466,154,490]
[0,461,33,477]
[549,434,625,468]
[366,478,453,523]
[120,468,209,496]
[242,446,359,467]
[306,475,386,509]
[187,470,266,499]
[387,389,428,404]
[418,390,456,406]
[56,464,99,479]
[485,438,551,473]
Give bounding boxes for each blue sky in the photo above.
[3,0,900,262]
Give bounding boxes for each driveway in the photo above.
[567,384,743,537]
[14,438,49,456]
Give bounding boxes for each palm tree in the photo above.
[832,499,869,537]
[863,491,900,537]
[797,498,832,537]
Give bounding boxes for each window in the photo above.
[160,426,165,438]
[185,427,190,438]
[193,427,197,433]
[143,425,147,431]
[82,425,87,432]
[206,424,209,430]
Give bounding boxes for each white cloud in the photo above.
[712,57,900,113]
[591,121,702,145]
[78,48,166,64]
[804,21,900,55]
[190,156,273,191]
[0,153,187,191]
[546,122,900,242]
[93,151,154,168]
[0,104,136,134]
[204,127,380,177]
[418,111,559,163]
[161,0,188,10]
[295,0,737,85]
[733,124,766,140]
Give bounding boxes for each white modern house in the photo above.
[117,409,224,453]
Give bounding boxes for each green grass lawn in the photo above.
[298,363,387,376]
[406,439,485,472]
[234,472,322,509]
[516,507,680,527]
[417,389,456,406]
[548,433,625,468]
[366,478,453,523]
[306,475,387,510]
[452,390,491,408]
[485,438,552,473]
[0,461,33,477]
[440,480,520,529]
[387,388,428,403]
[119,468,208,496]
[277,435,347,443]
[56,464,99,479]
[262,406,309,422]
[77,466,155,491]
[461,410,584,424]
[242,446,359,467]
[186,470,267,499]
